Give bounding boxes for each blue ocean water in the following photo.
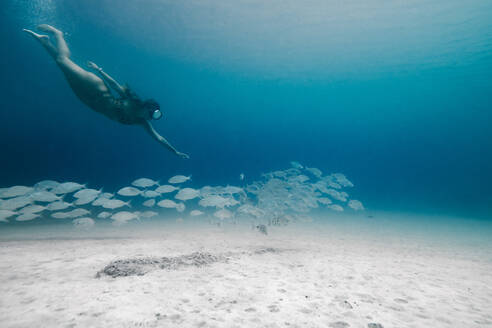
[1,0,491,219]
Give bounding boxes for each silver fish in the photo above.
[168,175,191,184]
[74,188,101,199]
[0,210,17,222]
[175,188,199,201]
[16,212,40,221]
[157,199,177,208]
[117,186,142,197]
[102,199,130,210]
[20,204,46,214]
[0,186,34,198]
[189,210,204,216]
[52,182,85,195]
[30,191,61,202]
[142,190,160,198]
[34,180,60,191]
[142,199,156,207]
[74,195,98,206]
[139,211,158,218]
[111,211,139,224]
[131,178,159,188]
[155,185,179,193]
[46,201,73,211]
[0,196,32,211]
[97,211,112,219]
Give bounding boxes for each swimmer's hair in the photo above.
[143,99,162,120]
[123,83,139,101]
[123,84,161,119]
[142,98,160,111]
[123,84,159,110]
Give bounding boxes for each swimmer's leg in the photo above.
[23,27,82,75]
[23,25,111,102]
[24,25,104,82]
[22,29,58,59]
[36,24,70,59]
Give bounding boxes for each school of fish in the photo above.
[0,163,364,227]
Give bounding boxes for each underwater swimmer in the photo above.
[23,24,189,159]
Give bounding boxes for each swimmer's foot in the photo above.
[22,29,49,41]
[37,24,62,35]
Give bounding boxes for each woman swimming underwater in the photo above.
[23,24,189,159]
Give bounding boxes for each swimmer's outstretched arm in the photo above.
[142,120,190,159]
[87,61,126,97]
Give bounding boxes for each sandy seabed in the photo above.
[0,213,491,328]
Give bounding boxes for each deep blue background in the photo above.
[1,0,491,218]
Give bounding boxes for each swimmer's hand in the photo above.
[176,151,190,159]
[87,61,101,71]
